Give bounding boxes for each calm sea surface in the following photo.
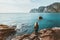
[0,13,60,35]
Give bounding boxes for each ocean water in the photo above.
[0,13,60,35]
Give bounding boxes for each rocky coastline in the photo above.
[12,27,60,40]
[11,22,60,40]
[0,24,60,40]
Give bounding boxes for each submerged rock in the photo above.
[38,16,43,20]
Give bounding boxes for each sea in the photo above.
[0,13,60,35]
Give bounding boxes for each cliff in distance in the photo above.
[30,2,60,13]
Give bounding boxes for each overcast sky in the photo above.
[0,0,60,13]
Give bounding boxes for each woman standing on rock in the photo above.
[34,22,39,35]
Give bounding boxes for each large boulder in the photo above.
[39,27,60,40]
[0,24,16,40]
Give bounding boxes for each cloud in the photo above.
[0,0,32,13]
[0,0,60,13]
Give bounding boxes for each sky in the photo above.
[0,0,60,13]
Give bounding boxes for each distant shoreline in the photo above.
[30,2,60,13]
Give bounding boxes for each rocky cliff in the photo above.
[30,2,60,13]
